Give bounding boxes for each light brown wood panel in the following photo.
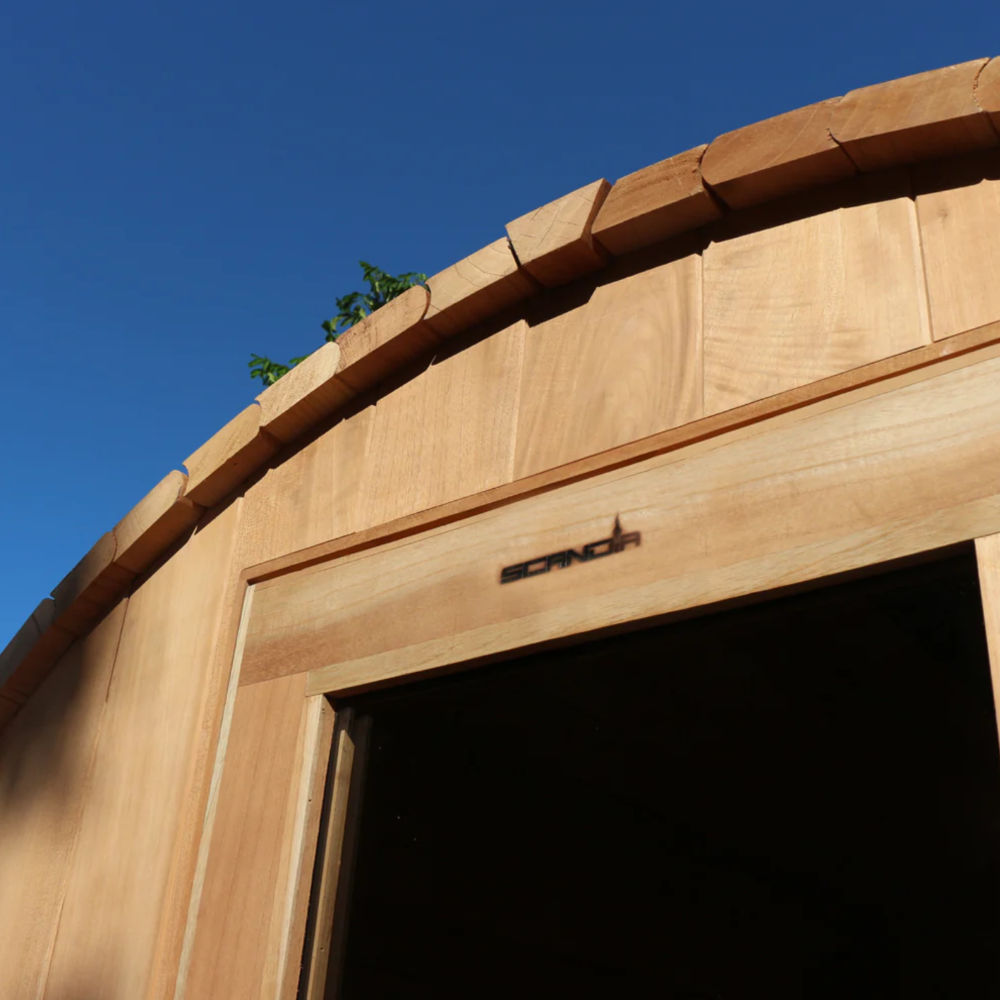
[182,671,309,1000]
[43,501,241,1000]
[829,59,998,172]
[0,600,127,1000]
[245,319,1000,587]
[51,530,134,637]
[701,98,856,209]
[974,532,1000,743]
[184,405,280,508]
[113,471,203,575]
[703,180,931,414]
[256,342,351,445]
[240,403,378,568]
[506,179,611,287]
[425,239,538,339]
[915,152,1000,340]
[335,285,438,393]
[358,319,526,527]
[979,57,1000,132]
[237,346,1000,693]
[262,694,334,1000]
[591,146,722,256]
[514,254,702,479]
[303,709,357,1000]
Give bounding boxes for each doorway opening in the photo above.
[309,549,1000,998]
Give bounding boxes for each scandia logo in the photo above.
[499,516,642,584]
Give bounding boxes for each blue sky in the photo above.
[1,0,996,643]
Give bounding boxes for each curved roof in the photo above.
[3,56,1000,719]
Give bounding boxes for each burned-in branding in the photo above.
[500,516,641,584]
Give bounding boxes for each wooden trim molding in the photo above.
[6,55,1000,721]
[974,533,1000,750]
[244,318,1000,587]
[190,332,1000,1000]
[224,334,1000,699]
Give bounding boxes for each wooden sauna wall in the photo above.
[0,503,245,1000]
[184,156,1000,999]
[1,153,1000,1000]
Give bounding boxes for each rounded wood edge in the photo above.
[976,56,1000,126]
[7,57,1000,696]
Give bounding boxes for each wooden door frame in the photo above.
[186,322,1000,1000]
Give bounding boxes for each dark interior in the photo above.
[327,550,1000,999]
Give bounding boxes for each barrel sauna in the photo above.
[4,57,1000,999]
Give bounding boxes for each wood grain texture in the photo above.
[702,99,857,209]
[314,715,370,1000]
[183,671,309,1000]
[263,695,335,1000]
[830,59,999,172]
[425,238,538,339]
[336,284,440,393]
[978,56,1000,132]
[514,254,702,479]
[244,320,1000,589]
[114,470,204,575]
[303,710,356,1000]
[43,501,241,1000]
[147,544,254,1000]
[252,349,1000,698]
[170,584,256,1000]
[241,404,377,569]
[355,319,526,531]
[703,179,931,414]
[591,146,722,256]
[50,530,135,636]
[184,404,280,508]
[974,532,1000,748]
[0,600,127,1000]
[506,179,611,287]
[257,342,353,445]
[915,151,1000,340]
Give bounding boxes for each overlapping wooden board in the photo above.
[514,254,703,479]
[182,671,310,1000]
[915,151,1000,340]
[236,346,1000,694]
[358,319,526,526]
[703,174,931,414]
[240,403,378,569]
[0,601,127,1000]
[974,532,1000,738]
[42,502,242,1000]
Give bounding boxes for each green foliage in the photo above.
[321,262,428,342]
[249,262,427,387]
[248,353,309,388]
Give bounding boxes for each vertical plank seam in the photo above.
[700,235,710,418]
[172,581,256,1000]
[974,533,1000,754]
[511,313,535,481]
[148,498,249,1000]
[504,320,528,487]
[910,167,939,343]
[270,696,328,1000]
[36,597,130,1000]
[695,251,706,420]
[973,59,1000,143]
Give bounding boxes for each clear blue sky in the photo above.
[1,0,996,644]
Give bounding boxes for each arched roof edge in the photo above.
[3,56,1000,722]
